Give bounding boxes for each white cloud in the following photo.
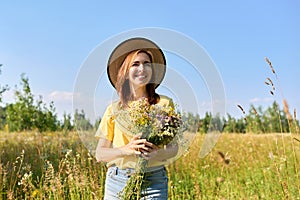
[45,91,75,120]
[48,91,74,102]
[249,97,273,103]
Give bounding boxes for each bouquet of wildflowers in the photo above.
[115,98,182,200]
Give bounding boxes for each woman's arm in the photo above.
[95,138,123,162]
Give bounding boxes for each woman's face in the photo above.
[128,52,153,89]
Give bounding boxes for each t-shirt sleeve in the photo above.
[95,104,115,142]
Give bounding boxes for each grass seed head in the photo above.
[237,104,245,114]
[283,99,292,120]
[265,57,276,74]
[266,78,274,86]
[218,151,230,165]
[216,177,225,183]
[251,105,258,116]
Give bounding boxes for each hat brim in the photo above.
[107,37,166,89]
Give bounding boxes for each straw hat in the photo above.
[107,37,166,88]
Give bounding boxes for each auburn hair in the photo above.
[115,49,159,107]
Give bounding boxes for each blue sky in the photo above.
[1,1,299,121]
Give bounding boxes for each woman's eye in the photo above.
[131,63,151,67]
[144,63,151,67]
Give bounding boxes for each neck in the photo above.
[131,85,147,100]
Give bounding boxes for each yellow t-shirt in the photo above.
[95,95,174,169]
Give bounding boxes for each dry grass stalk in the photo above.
[237,104,245,114]
[265,78,275,96]
[265,78,275,95]
[216,177,225,183]
[293,108,299,134]
[265,57,276,74]
[266,78,274,87]
[265,57,286,100]
[283,99,292,120]
[251,105,258,116]
[237,104,247,122]
[218,151,230,165]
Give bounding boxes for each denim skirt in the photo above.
[104,165,168,200]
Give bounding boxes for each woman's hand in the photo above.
[96,134,160,163]
[139,142,159,160]
[96,134,178,163]
[119,134,157,157]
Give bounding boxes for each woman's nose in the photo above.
[138,64,145,70]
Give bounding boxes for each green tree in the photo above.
[0,64,9,103]
[210,114,223,132]
[94,116,101,130]
[34,97,60,132]
[223,114,237,133]
[199,112,211,133]
[73,109,93,131]
[62,112,73,131]
[0,65,9,129]
[262,102,289,133]
[235,118,246,133]
[6,74,36,131]
[5,74,60,132]
[181,112,200,133]
[0,106,6,129]
[245,105,265,133]
[224,114,246,133]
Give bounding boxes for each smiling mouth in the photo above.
[135,74,147,79]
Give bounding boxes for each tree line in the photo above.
[0,67,95,132]
[0,66,299,133]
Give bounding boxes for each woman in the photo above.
[95,38,178,200]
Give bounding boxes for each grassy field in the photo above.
[0,131,299,199]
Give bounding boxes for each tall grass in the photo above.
[168,133,300,199]
[0,131,106,199]
[0,131,299,199]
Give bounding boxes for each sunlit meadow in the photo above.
[0,130,299,199]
